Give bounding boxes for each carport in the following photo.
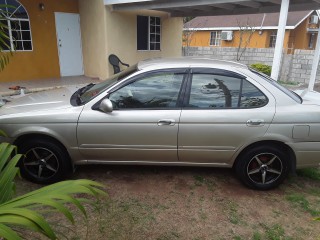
[105,0,320,92]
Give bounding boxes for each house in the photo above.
[0,0,183,82]
[183,10,320,51]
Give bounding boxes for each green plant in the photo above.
[278,80,299,86]
[297,168,320,181]
[0,141,106,240]
[252,231,262,240]
[264,224,289,240]
[0,4,14,71]
[286,193,320,216]
[228,201,240,224]
[250,63,272,76]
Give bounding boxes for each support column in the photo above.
[271,0,290,81]
[308,30,320,91]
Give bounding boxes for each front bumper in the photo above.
[0,135,15,144]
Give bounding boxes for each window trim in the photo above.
[308,33,316,49]
[95,68,189,111]
[137,15,161,51]
[249,68,302,104]
[209,31,221,46]
[269,31,277,48]
[0,0,33,52]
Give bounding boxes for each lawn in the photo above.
[16,166,320,240]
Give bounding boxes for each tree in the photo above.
[182,17,208,56]
[182,29,197,56]
[236,18,256,61]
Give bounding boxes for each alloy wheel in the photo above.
[247,152,283,185]
[23,147,59,180]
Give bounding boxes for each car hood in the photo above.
[0,87,77,116]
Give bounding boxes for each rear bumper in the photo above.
[287,142,320,168]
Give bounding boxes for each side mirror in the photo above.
[99,99,113,113]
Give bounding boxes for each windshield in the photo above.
[76,64,138,105]
[250,68,302,104]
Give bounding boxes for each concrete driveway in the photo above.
[0,76,101,97]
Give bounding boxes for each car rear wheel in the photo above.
[18,139,71,184]
[235,145,289,190]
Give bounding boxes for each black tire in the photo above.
[235,145,289,190]
[18,138,71,184]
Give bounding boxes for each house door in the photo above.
[55,12,84,77]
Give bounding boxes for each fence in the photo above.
[182,47,319,84]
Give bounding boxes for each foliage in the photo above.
[183,17,195,24]
[250,63,272,76]
[0,141,106,240]
[182,17,208,56]
[0,4,13,71]
[286,193,320,217]
[297,167,320,181]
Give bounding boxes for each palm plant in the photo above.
[0,131,106,239]
[0,3,13,71]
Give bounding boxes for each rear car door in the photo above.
[77,69,187,163]
[178,68,276,165]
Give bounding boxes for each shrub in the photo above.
[250,63,272,76]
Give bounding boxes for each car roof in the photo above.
[137,57,249,71]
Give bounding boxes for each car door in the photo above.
[77,69,187,163]
[178,68,276,165]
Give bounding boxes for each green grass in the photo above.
[93,197,156,240]
[252,232,262,240]
[228,201,241,225]
[265,224,285,240]
[193,175,216,191]
[286,193,320,216]
[257,223,295,240]
[297,168,320,181]
[233,236,243,240]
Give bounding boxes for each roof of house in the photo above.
[184,10,316,30]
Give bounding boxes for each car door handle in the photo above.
[158,119,175,126]
[247,119,265,126]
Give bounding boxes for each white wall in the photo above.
[79,0,183,80]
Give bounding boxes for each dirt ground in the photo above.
[16,165,320,240]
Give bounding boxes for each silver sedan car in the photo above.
[1,58,320,190]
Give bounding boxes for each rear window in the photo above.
[250,69,302,104]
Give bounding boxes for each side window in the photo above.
[188,73,267,109]
[109,72,184,109]
[240,80,268,108]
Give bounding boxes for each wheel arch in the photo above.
[233,140,296,174]
[14,133,73,169]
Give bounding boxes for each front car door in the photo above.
[178,68,276,166]
[77,69,187,163]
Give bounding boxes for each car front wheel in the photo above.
[18,138,71,184]
[235,145,289,190]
